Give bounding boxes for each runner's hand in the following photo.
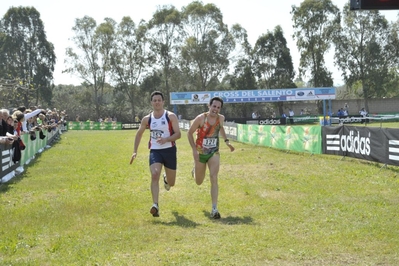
[227,143,235,152]
[130,153,137,164]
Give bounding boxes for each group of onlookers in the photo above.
[74,115,117,123]
[0,106,67,146]
[97,116,117,123]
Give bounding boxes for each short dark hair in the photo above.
[17,106,26,112]
[209,96,223,108]
[150,91,164,101]
[13,111,25,122]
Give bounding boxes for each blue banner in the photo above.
[170,88,336,105]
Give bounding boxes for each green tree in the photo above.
[147,5,182,109]
[229,64,257,117]
[64,16,116,119]
[52,84,89,120]
[253,26,296,116]
[180,1,235,90]
[110,16,149,121]
[291,0,339,114]
[0,6,55,107]
[220,24,255,118]
[253,26,296,89]
[291,0,339,87]
[334,4,393,110]
[383,18,399,99]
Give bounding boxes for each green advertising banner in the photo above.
[20,129,53,165]
[67,121,122,130]
[237,124,322,154]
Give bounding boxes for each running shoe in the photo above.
[150,204,159,217]
[163,173,170,191]
[211,208,221,219]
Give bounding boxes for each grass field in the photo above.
[1,129,399,265]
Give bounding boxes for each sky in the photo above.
[1,0,398,86]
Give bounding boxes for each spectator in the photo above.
[281,112,287,124]
[344,103,349,114]
[6,115,18,140]
[359,108,369,124]
[12,110,25,137]
[0,109,7,136]
[252,111,260,119]
[342,108,348,117]
[288,109,294,124]
[20,108,42,133]
[38,112,50,129]
[0,109,15,145]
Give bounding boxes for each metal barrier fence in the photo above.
[0,127,62,183]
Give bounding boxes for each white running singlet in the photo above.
[148,110,174,150]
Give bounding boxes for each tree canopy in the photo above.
[1,1,399,121]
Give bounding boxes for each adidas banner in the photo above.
[322,126,399,166]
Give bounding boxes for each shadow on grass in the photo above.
[153,211,201,228]
[202,210,255,225]
[0,171,29,193]
[339,156,399,173]
[0,140,61,194]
